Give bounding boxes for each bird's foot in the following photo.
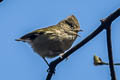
[59,53,68,60]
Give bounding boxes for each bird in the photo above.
[16,15,82,66]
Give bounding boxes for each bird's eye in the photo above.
[65,21,74,28]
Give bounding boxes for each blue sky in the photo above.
[0,0,120,80]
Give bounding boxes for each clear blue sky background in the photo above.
[0,0,120,80]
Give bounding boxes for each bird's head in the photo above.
[58,15,82,33]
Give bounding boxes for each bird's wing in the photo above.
[16,31,44,41]
[16,26,58,41]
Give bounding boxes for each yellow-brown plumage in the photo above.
[16,15,82,66]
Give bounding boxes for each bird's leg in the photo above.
[59,53,68,60]
[42,57,55,73]
[42,57,49,67]
[59,53,65,58]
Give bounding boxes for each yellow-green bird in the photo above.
[16,15,82,66]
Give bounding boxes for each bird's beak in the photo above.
[15,39,23,41]
[74,29,83,32]
[79,29,83,32]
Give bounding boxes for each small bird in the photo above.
[16,15,82,66]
